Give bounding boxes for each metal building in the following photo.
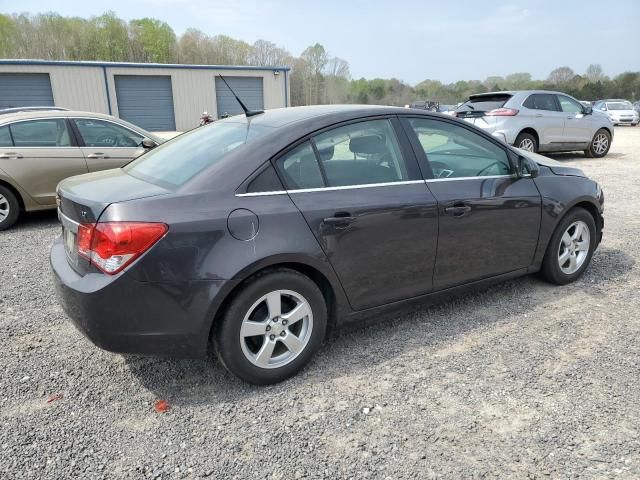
[0,60,290,131]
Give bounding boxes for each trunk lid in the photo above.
[57,168,171,275]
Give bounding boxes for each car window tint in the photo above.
[125,120,272,188]
[408,118,511,179]
[275,142,324,190]
[523,94,559,111]
[312,119,408,187]
[10,119,71,147]
[0,125,12,147]
[74,119,143,148]
[557,95,583,113]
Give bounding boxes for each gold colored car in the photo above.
[0,109,162,229]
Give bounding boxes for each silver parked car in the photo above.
[593,99,639,126]
[455,90,614,157]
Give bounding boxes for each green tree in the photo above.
[129,18,176,63]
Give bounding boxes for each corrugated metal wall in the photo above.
[0,63,289,131]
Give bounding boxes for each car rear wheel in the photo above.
[540,207,596,285]
[0,185,20,231]
[213,269,327,384]
[584,129,611,158]
[514,132,538,153]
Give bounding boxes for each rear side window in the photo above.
[0,125,11,147]
[74,118,143,147]
[523,94,560,112]
[275,142,324,190]
[125,120,271,188]
[10,119,71,147]
[312,119,409,187]
[456,94,512,113]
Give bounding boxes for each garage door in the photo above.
[215,77,264,117]
[0,73,54,109]
[114,75,176,131]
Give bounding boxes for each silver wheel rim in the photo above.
[239,289,313,369]
[557,220,590,275]
[592,133,608,155]
[0,194,9,222]
[519,138,535,152]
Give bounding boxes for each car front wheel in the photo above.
[584,129,611,158]
[540,207,596,285]
[213,269,327,384]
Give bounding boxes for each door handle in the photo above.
[444,205,471,217]
[323,212,356,229]
[87,153,110,159]
[535,114,543,117]
[0,152,23,159]
[566,116,574,119]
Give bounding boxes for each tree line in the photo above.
[1,12,638,105]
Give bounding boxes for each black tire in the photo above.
[514,132,538,153]
[584,128,611,158]
[213,269,327,385]
[539,207,596,285]
[0,185,20,231]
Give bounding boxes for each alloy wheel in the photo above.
[557,220,590,275]
[519,138,535,152]
[592,133,609,155]
[239,289,313,369]
[0,194,9,223]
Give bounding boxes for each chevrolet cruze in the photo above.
[51,105,604,384]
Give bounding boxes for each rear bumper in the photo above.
[50,237,234,357]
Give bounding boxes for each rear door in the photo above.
[521,93,565,145]
[556,94,592,143]
[274,117,439,311]
[402,116,541,290]
[72,118,145,171]
[0,118,87,206]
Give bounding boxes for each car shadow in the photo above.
[8,209,59,231]
[546,151,626,162]
[125,246,634,406]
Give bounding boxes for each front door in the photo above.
[402,116,541,290]
[72,118,145,172]
[0,118,87,206]
[556,94,593,144]
[274,118,439,311]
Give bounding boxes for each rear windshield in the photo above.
[125,120,272,188]
[455,94,512,113]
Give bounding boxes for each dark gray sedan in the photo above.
[51,105,604,384]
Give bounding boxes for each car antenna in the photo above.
[217,74,264,118]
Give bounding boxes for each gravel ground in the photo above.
[1,127,639,479]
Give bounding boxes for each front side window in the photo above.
[312,119,408,187]
[0,125,12,147]
[407,118,511,178]
[275,142,324,190]
[74,118,143,148]
[9,119,71,147]
[557,95,584,113]
[523,94,559,111]
[125,120,271,188]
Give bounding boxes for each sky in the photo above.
[1,0,639,85]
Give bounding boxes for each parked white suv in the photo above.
[455,90,614,158]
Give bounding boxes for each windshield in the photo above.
[606,102,632,110]
[125,120,272,188]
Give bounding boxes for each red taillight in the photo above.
[77,222,168,275]
[485,108,519,116]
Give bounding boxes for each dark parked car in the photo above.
[51,105,604,384]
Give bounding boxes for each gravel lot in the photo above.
[1,127,639,479]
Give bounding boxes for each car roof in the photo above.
[469,90,574,99]
[0,109,162,141]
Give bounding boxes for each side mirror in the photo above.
[141,137,158,149]
[583,106,593,115]
[517,155,539,178]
